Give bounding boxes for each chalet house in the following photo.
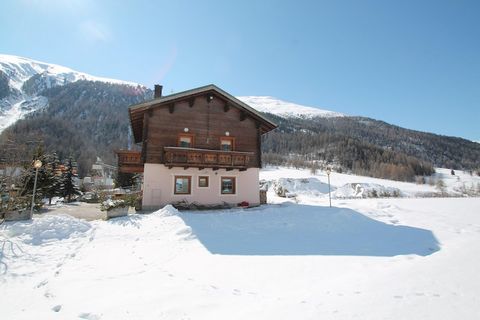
[117,84,277,210]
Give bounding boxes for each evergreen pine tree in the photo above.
[43,153,63,205]
[60,157,81,202]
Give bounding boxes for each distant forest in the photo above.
[261,114,480,182]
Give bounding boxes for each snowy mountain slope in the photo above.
[0,55,344,132]
[0,54,139,90]
[237,96,345,119]
[0,54,143,134]
[0,96,48,132]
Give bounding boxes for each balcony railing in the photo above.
[116,150,144,173]
[117,147,255,171]
[164,147,253,169]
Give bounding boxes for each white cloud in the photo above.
[78,20,111,42]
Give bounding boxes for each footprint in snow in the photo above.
[78,312,102,320]
[36,279,48,288]
[51,305,62,312]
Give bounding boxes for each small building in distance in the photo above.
[117,84,277,210]
[83,157,116,189]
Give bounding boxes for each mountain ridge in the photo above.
[237,96,344,119]
[0,54,479,180]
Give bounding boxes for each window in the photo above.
[178,134,194,148]
[198,176,209,188]
[174,176,191,194]
[221,177,236,194]
[220,137,235,151]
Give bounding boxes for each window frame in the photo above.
[198,176,209,188]
[220,176,236,195]
[220,136,235,151]
[177,133,195,148]
[174,175,191,195]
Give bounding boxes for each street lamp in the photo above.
[30,159,42,217]
[326,167,332,208]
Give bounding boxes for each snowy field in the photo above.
[1,167,480,319]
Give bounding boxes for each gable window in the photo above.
[178,134,194,148]
[198,176,209,188]
[221,177,236,194]
[220,137,235,151]
[174,176,191,194]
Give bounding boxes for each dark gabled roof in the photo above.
[129,84,277,143]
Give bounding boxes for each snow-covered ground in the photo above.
[262,166,480,201]
[1,167,480,319]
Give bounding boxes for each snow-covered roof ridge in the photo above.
[237,95,345,119]
[0,53,142,90]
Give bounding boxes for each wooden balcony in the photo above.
[116,150,144,173]
[164,147,254,170]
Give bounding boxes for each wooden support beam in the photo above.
[141,112,149,163]
[168,104,175,114]
[240,111,247,121]
[257,127,262,168]
[206,94,214,103]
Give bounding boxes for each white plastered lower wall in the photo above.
[142,164,260,210]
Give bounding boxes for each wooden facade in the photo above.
[118,85,277,173]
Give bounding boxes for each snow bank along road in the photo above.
[1,196,480,319]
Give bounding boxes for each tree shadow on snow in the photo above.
[179,204,440,256]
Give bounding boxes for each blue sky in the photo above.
[1,0,479,141]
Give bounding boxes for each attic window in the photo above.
[178,134,194,148]
[220,137,235,151]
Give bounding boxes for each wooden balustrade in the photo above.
[117,147,254,172]
[164,147,253,170]
[116,150,144,173]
